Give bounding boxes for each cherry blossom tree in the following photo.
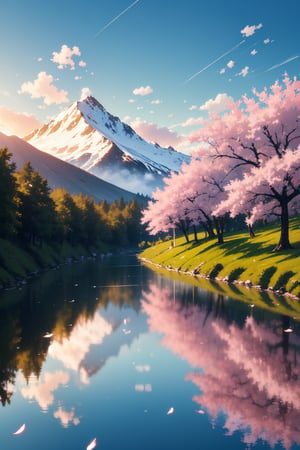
[189,75,300,249]
[142,157,229,243]
[214,148,300,249]
[141,180,193,242]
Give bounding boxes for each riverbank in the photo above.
[0,238,109,289]
[139,217,300,300]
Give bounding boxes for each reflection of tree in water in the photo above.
[0,264,142,406]
[0,310,21,406]
[142,284,300,450]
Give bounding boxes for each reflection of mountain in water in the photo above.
[80,308,147,378]
[49,306,147,383]
[141,283,300,450]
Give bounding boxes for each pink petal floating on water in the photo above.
[43,332,53,338]
[122,328,132,334]
[195,409,205,414]
[167,407,174,415]
[86,438,97,450]
[13,423,26,435]
[284,328,293,333]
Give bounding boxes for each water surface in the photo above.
[0,254,299,450]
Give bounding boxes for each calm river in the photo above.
[0,254,300,450]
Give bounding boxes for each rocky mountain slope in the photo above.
[25,96,190,195]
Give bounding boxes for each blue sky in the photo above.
[1,0,300,153]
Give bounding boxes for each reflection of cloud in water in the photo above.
[142,284,300,450]
[53,406,80,428]
[135,384,152,392]
[49,313,114,384]
[135,365,151,372]
[21,370,69,410]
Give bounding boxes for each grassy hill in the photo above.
[0,239,108,289]
[139,217,300,317]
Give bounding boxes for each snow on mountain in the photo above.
[0,132,139,203]
[25,96,190,195]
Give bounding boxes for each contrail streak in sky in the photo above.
[95,0,140,37]
[184,40,245,84]
[266,55,299,72]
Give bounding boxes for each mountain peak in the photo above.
[25,96,190,196]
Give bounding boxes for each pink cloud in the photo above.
[19,72,69,105]
[130,118,183,148]
[51,44,81,69]
[0,106,42,136]
[79,60,86,67]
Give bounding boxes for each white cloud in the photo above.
[19,72,69,105]
[251,49,258,55]
[219,68,226,74]
[199,93,234,114]
[128,99,136,103]
[51,45,81,69]
[37,57,43,62]
[151,99,162,105]
[189,105,197,110]
[133,85,153,96]
[0,106,42,136]
[79,60,86,67]
[236,66,249,77]
[264,38,271,44]
[227,60,234,69]
[130,118,183,148]
[180,117,205,127]
[241,23,263,37]
[80,87,92,100]
[74,76,82,80]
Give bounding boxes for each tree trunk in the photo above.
[248,224,255,238]
[274,200,292,251]
[202,219,215,239]
[192,225,198,242]
[183,230,189,243]
[214,217,224,244]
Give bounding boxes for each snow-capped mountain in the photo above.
[25,96,190,195]
[0,132,138,203]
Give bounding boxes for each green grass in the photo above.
[139,217,300,316]
[0,238,107,288]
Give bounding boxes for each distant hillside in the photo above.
[0,132,139,203]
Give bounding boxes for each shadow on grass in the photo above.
[220,237,275,259]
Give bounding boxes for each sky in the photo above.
[1,0,300,154]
